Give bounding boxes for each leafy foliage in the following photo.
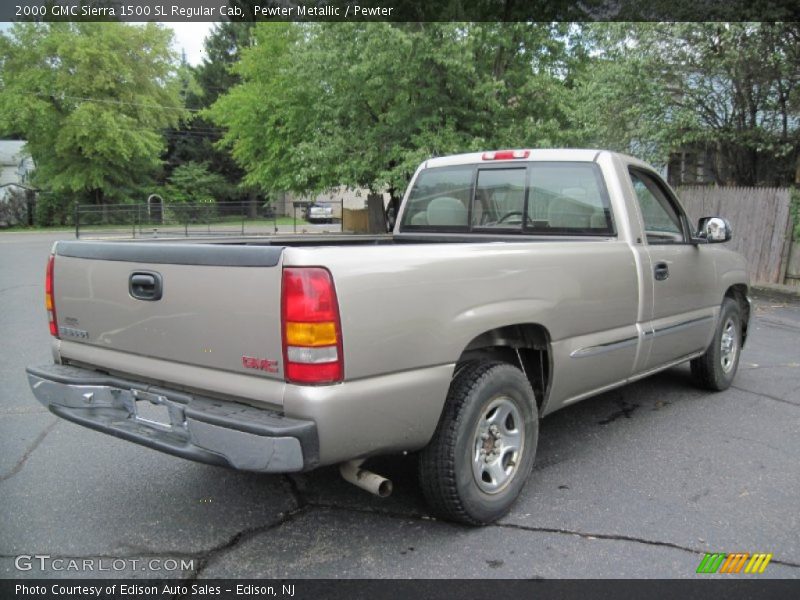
[3,21,798,229]
[208,23,579,200]
[163,22,254,204]
[791,188,800,242]
[0,22,184,215]
[166,161,229,204]
[575,23,800,185]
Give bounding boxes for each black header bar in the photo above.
[4,0,800,23]
[3,579,800,600]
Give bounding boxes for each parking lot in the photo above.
[1,232,798,579]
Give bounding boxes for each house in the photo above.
[0,140,36,226]
[0,140,34,192]
[667,142,799,187]
[666,146,719,187]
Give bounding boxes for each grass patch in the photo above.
[1,216,311,233]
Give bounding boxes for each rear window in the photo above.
[527,163,613,234]
[401,166,472,231]
[400,162,613,235]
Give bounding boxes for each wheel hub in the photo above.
[480,425,501,460]
[720,317,738,374]
[472,396,524,494]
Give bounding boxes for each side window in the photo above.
[526,163,613,234]
[629,170,687,244]
[472,168,527,229]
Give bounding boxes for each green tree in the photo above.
[574,23,800,185]
[195,21,254,107]
[208,23,578,204]
[166,161,229,204]
[163,22,257,211]
[0,22,185,223]
[165,24,252,175]
[207,23,307,194]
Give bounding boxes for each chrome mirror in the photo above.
[698,217,732,243]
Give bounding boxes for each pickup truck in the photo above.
[305,202,334,224]
[27,149,750,525]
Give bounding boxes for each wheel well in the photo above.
[457,324,551,412]
[725,284,750,345]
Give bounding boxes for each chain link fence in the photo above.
[74,199,349,239]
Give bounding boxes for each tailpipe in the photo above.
[339,459,393,497]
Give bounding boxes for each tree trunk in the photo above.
[248,190,258,219]
[366,193,386,234]
[26,190,35,226]
[96,189,107,223]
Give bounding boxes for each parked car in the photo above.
[27,149,749,524]
[306,202,334,223]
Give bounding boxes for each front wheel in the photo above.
[418,361,538,525]
[691,297,742,391]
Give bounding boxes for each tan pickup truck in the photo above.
[27,149,750,524]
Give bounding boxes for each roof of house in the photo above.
[0,141,28,166]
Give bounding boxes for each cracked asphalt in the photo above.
[1,232,798,580]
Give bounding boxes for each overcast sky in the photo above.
[165,22,214,66]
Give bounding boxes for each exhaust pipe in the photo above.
[339,459,393,497]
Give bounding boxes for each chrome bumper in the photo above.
[26,364,318,473]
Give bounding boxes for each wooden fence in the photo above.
[343,208,369,233]
[677,186,794,284]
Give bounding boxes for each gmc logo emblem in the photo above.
[242,356,279,373]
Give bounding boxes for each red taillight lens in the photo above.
[282,267,343,384]
[46,254,59,337]
[482,149,530,160]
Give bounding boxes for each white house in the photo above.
[0,140,36,226]
[0,140,35,200]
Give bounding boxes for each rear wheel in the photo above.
[691,297,742,391]
[418,361,538,525]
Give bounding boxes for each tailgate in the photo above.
[52,241,286,381]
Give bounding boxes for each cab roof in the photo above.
[423,149,633,169]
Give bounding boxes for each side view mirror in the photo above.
[697,217,732,243]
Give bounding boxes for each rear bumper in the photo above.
[26,364,318,473]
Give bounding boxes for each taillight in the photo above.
[45,254,59,338]
[482,149,530,160]
[281,267,343,384]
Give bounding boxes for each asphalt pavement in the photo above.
[1,232,798,580]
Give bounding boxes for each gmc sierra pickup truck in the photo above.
[27,149,750,525]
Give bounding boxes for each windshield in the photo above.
[400,162,613,235]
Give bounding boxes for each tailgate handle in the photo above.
[129,271,163,301]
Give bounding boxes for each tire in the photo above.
[691,297,742,391]
[418,361,538,525]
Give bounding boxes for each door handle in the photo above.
[654,262,669,281]
[129,271,163,301]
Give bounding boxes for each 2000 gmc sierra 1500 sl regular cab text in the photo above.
[27,149,750,524]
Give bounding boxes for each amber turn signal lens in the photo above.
[285,321,337,347]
